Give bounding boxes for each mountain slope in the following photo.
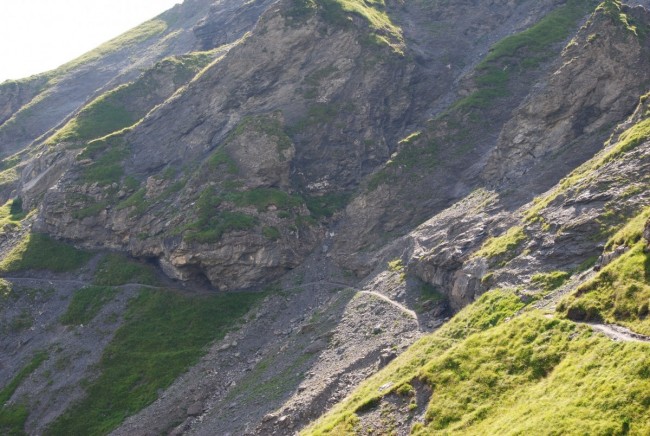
[1,0,650,435]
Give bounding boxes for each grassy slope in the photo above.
[47,289,265,435]
[0,18,170,141]
[305,288,650,435]
[47,52,214,145]
[559,206,650,335]
[0,233,91,273]
[0,352,48,436]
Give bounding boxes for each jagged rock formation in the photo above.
[2,0,650,435]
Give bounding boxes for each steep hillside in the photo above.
[1,0,650,435]
[0,0,274,158]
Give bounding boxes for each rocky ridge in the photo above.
[1,0,650,435]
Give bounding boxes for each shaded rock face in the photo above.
[404,191,501,311]
[32,0,650,296]
[0,77,49,126]
[35,3,417,291]
[193,0,277,49]
[483,5,650,190]
[644,218,650,248]
[0,0,255,158]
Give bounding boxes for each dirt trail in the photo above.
[359,291,418,319]
[584,322,650,343]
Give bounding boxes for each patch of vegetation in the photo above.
[387,258,405,281]
[207,150,238,174]
[60,286,118,326]
[454,0,598,110]
[8,310,33,332]
[0,168,19,190]
[0,155,21,172]
[473,226,526,262]
[596,0,643,36]
[226,114,293,153]
[181,188,260,243]
[0,199,28,230]
[304,192,350,219]
[288,102,353,134]
[0,278,11,301]
[526,111,650,223]
[0,233,92,273]
[78,136,128,186]
[302,289,526,434]
[184,188,258,244]
[116,188,147,215]
[71,202,108,220]
[226,188,303,212]
[558,208,650,334]
[605,206,650,250]
[50,52,214,146]
[262,226,281,240]
[530,271,571,293]
[319,0,403,51]
[93,253,158,286]
[306,284,650,435]
[51,92,134,144]
[415,282,446,313]
[0,351,48,436]
[47,289,264,435]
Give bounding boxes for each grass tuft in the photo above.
[0,233,91,273]
[60,286,118,326]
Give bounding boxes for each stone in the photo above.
[379,349,397,368]
[187,402,204,417]
[305,339,328,354]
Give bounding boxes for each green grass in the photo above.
[287,103,343,135]
[47,289,265,435]
[182,188,258,243]
[60,286,118,326]
[0,199,28,231]
[473,226,526,261]
[0,168,19,190]
[227,188,303,212]
[454,0,598,110]
[530,271,571,293]
[78,136,128,186]
[262,226,281,240]
[0,278,11,301]
[49,52,214,145]
[284,0,403,51]
[71,202,108,220]
[207,150,238,174]
[0,233,92,273]
[558,208,650,334]
[304,192,350,219]
[226,114,293,153]
[0,351,48,436]
[185,211,258,243]
[51,94,135,144]
[93,253,158,286]
[302,289,525,434]
[526,101,650,222]
[305,286,650,435]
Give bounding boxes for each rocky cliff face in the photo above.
[2,0,650,435]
